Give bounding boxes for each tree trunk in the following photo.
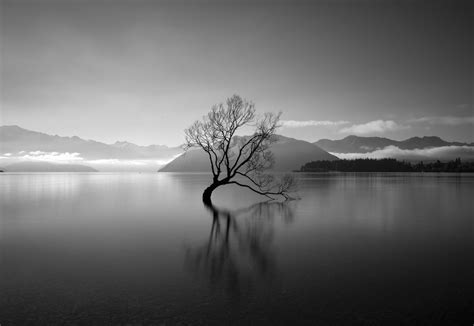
[202,182,220,206]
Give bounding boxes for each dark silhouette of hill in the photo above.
[160,135,338,172]
[4,161,98,172]
[300,158,474,173]
[315,135,470,153]
[0,125,182,160]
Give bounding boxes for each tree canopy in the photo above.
[184,95,296,203]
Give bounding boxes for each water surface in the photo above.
[1,173,473,325]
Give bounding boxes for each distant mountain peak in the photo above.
[113,141,137,147]
[418,136,443,140]
[2,125,24,130]
[342,135,385,140]
[1,125,30,134]
[0,125,183,169]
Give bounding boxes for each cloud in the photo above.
[86,158,175,166]
[409,115,474,126]
[83,155,182,171]
[0,151,182,171]
[86,159,146,166]
[281,120,350,128]
[21,151,83,163]
[29,150,47,155]
[331,145,474,161]
[272,115,474,134]
[340,120,408,135]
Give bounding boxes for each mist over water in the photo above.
[1,173,473,324]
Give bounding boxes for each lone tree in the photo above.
[185,95,296,204]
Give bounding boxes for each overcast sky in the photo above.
[1,0,472,146]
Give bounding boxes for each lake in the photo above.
[1,172,473,325]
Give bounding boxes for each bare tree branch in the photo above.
[184,95,297,203]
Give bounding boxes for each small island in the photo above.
[3,162,98,172]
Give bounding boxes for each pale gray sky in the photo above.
[1,0,472,145]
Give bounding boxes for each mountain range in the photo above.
[1,125,473,172]
[315,135,472,153]
[0,125,182,160]
[0,125,182,171]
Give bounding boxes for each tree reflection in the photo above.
[185,200,296,300]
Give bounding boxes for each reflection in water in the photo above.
[1,173,473,324]
[186,200,296,300]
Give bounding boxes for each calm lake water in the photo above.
[1,172,473,325]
